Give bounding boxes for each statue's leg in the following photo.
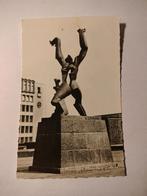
[51,82,71,114]
[59,100,68,115]
[51,95,68,115]
[71,88,87,116]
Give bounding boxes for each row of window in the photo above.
[19,126,33,133]
[21,78,43,95]
[22,79,35,94]
[20,115,33,122]
[19,136,33,143]
[21,95,34,103]
[21,105,33,112]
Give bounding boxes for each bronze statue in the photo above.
[50,28,88,116]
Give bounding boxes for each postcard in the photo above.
[17,16,126,178]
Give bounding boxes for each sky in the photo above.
[22,16,121,117]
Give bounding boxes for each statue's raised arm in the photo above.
[74,28,88,66]
[50,37,66,67]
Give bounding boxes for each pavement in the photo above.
[17,156,126,179]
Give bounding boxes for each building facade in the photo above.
[18,78,44,144]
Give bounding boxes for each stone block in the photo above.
[107,118,123,145]
[61,151,75,167]
[61,116,106,133]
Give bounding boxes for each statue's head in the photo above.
[65,55,73,64]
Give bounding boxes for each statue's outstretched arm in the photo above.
[50,37,66,67]
[74,29,88,66]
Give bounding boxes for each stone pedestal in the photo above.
[30,115,113,173]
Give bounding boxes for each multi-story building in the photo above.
[18,78,44,145]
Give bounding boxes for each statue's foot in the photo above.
[77,28,86,33]
[49,37,58,46]
[61,111,68,116]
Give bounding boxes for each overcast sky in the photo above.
[22,16,121,117]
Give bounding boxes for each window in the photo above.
[30,106,33,112]
[29,126,33,133]
[26,105,29,112]
[25,126,29,133]
[31,80,35,93]
[37,87,41,98]
[22,115,25,122]
[26,95,29,102]
[30,96,33,102]
[38,87,41,94]
[29,137,33,142]
[26,116,29,122]
[30,116,33,122]
[21,137,24,143]
[22,79,27,92]
[22,105,25,112]
[25,137,28,143]
[21,126,24,133]
[21,95,25,102]
[21,78,24,92]
[24,79,27,92]
[28,80,31,93]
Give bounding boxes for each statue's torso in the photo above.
[61,63,79,89]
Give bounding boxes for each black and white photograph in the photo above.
[17,16,126,178]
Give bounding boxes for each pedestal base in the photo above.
[30,115,113,174]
